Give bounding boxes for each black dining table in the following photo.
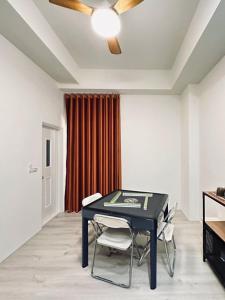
[82,189,168,289]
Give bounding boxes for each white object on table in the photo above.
[123,192,153,197]
[143,196,149,210]
[104,202,141,208]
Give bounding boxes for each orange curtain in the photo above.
[65,94,122,212]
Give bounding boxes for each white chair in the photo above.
[137,205,177,277]
[91,214,134,288]
[82,193,102,207]
[82,193,102,243]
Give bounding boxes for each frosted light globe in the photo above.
[91,9,121,38]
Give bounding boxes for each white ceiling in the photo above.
[1,0,225,93]
[0,0,77,83]
[34,0,199,69]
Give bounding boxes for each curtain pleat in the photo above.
[65,94,122,212]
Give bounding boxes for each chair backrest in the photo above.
[165,203,177,223]
[94,214,130,229]
[157,221,167,237]
[157,203,177,240]
[158,222,174,241]
[158,211,165,225]
[82,193,102,207]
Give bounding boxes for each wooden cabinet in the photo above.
[203,192,225,287]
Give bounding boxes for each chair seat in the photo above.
[97,228,132,251]
[158,222,174,242]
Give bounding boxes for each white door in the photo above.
[42,126,57,224]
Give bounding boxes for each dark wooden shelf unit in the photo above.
[206,221,225,242]
[203,191,225,288]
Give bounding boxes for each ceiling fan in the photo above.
[49,0,144,54]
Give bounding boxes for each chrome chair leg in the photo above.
[137,205,177,277]
[91,239,98,277]
[164,239,173,277]
[91,237,134,288]
[137,233,176,278]
[133,233,141,260]
[163,236,176,277]
[128,239,134,288]
[137,237,150,266]
[172,236,176,275]
[172,235,176,250]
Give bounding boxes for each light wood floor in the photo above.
[0,211,224,300]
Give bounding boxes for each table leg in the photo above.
[82,215,88,268]
[150,222,157,289]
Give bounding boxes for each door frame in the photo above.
[42,122,61,226]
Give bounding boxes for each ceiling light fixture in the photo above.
[91,9,121,38]
[49,0,144,54]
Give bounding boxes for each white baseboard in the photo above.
[42,212,58,226]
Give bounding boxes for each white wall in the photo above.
[181,85,200,220]
[181,56,225,220]
[198,56,225,219]
[0,34,65,263]
[121,95,181,208]
[181,88,189,217]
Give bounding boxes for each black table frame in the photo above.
[82,189,168,289]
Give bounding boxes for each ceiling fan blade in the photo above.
[107,38,122,55]
[113,0,144,14]
[49,0,93,16]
